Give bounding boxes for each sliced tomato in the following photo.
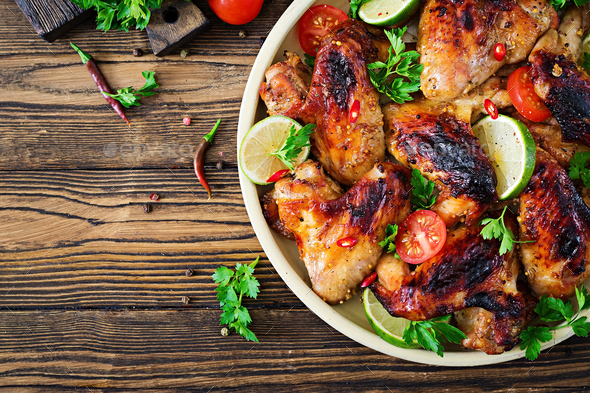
[507,66,551,122]
[395,210,447,264]
[298,5,348,56]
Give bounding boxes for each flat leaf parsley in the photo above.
[348,0,371,18]
[378,224,400,258]
[269,124,315,170]
[480,206,532,255]
[410,169,436,210]
[367,26,423,104]
[520,285,590,360]
[212,256,261,342]
[569,151,590,188]
[403,315,467,357]
[104,71,159,108]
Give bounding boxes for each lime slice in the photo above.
[358,0,421,27]
[363,288,419,349]
[579,33,590,69]
[239,115,310,185]
[472,114,536,200]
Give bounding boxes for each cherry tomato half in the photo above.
[298,5,348,56]
[395,210,447,264]
[507,66,551,122]
[207,0,263,25]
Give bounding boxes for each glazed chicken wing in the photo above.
[529,6,590,147]
[260,20,387,186]
[262,160,411,304]
[383,78,509,226]
[371,214,531,351]
[418,0,558,101]
[519,148,590,299]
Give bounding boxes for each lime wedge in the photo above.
[579,33,590,69]
[472,114,536,200]
[358,0,420,26]
[363,288,419,349]
[239,116,310,185]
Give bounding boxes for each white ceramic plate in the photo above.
[237,0,587,366]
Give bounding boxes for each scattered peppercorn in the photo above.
[221,327,230,336]
[216,161,225,170]
[258,37,266,47]
[566,347,574,357]
[133,48,142,57]
[180,48,189,58]
[185,268,194,277]
[150,193,160,201]
[142,204,151,213]
[183,117,191,126]
[239,30,246,38]
[181,296,190,304]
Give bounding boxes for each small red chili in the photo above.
[494,43,506,62]
[337,236,358,248]
[267,169,290,183]
[183,117,191,125]
[349,99,360,124]
[484,99,499,119]
[360,271,377,288]
[150,193,159,201]
[194,119,221,200]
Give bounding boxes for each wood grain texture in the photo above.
[147,0,210,56]
[1,309,589,392]
[0,169,301,308]
[13,0,92,42]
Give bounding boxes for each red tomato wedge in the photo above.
[507,66,551,122]
[298,5,348,56]
[395,210,447,264]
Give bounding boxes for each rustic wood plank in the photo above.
[0,309,589,391]
[0,168,301,308]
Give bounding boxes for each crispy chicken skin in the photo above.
[529,6,590,147]
[371,214,531,350]
[259,20,387,186]
[519,148,590,299]
[418,0,558,101]
[382,78,507,226]
[263,160,411,304]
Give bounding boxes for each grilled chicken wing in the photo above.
[519,148,590,299]
[259,20,387,186]
[262,160,411,304]
[418,0,558,101]
[383,78,508,226]
[529,6,590,147]
[371,214,530,351]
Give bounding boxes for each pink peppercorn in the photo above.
[183,117,191,125]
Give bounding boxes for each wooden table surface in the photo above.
[1,0,589,391]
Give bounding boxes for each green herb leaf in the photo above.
[212,256,261,342]
[378,224,401,258]
[303,54,316,70]
[269,124,315,170]
[583,53,590,73]
[367,27,423,104]
[569,152,590,188]
[520,326,553,361]
[479,206,531,255]
[348,0,371,18]
[410,169,437,210]
[403,315,467,357]
[104,70,160,108]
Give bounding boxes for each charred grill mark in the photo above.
[322,50,357,110]
[460,5,475,32]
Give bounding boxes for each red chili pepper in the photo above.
[337,236,358,248]
[349,99,360,124]
[267,169,290,183]
[494,43,506,62]
[70,43,129,125]
[194,119,221,200]
[484,99,499,119]
[360,271,377,288]
[150,193,159,201]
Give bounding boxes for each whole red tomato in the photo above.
[207,0,263,25]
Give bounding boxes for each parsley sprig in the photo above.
[367,27,423,104]
[104,71,159,108]
[550,0,589,9]
[403,315,467,357]
[348,0,371,18]
[520,286,590,360]
[480,206,532,255]
[70,0,167,31]
[410,169,436,210]
[378,224,400,258]
[269,124,315,170]
[212,256,261,342]
[303,54,316,70]
[569,151,590,188]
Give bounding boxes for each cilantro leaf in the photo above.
[410,169,437,210]
[212,256,261,342]
[520,326,553,361]
[104,71,160,108]
[269,124,315,170]
[403,315,467,357]
[367,27,423,104]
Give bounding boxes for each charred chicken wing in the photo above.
[262,160,411,304]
